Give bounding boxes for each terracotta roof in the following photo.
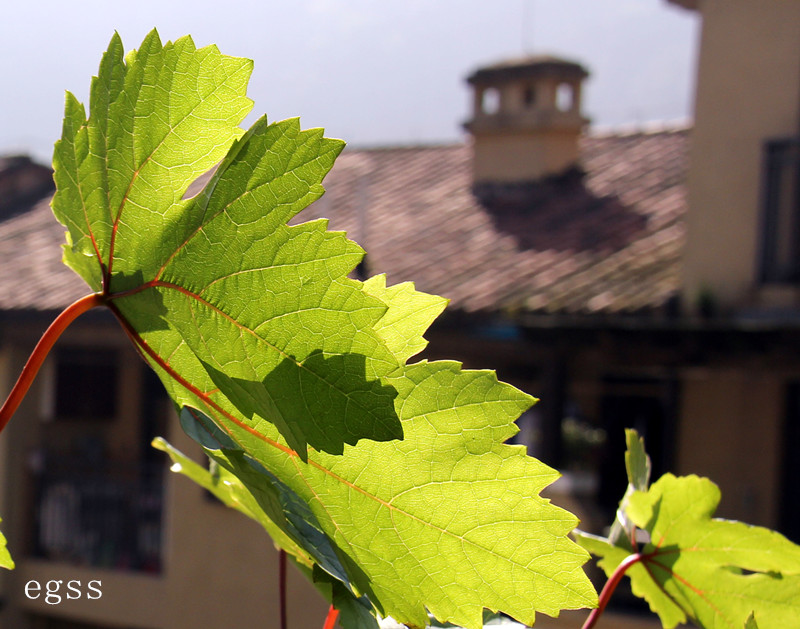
[0,196,88,310]
[305,127,688,313]
[0,126,688,315]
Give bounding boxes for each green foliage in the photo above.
[52,29,404,460]
[606,428,651,553]
[50,30,597,628]
[577,434,800,629]
[0,518,13,570]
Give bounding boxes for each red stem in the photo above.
[0,293,104,434]
[322,605,339,629]
[582,552,643,629]
[279,549,287,629]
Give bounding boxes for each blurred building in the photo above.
[1,0,799,627]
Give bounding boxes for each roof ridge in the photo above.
[588,119,692,138]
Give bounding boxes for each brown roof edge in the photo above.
[466,56,589,85]
[666,0,699,11]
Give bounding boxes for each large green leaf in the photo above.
[52,31,597,627]
[52,30,403,460]
[175,359,595,629]
[580,474,800,629]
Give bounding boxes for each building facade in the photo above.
[1,1,799,627]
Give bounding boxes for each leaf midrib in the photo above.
[105,64,243,286]
[115,280,396,437]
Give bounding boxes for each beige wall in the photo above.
[0,320,328,629]
[472,130,582,183]
[159,416,329,629]
[677,367,784,528]
[681,0,800,311]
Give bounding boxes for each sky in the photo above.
[0,0,699,164]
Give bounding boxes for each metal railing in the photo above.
[30,458,163,574]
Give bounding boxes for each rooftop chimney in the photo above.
[463,56,590,184]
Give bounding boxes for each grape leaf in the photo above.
[52,31,597,627]
[52,30,404,460]
[581,474,800,629]
[0,518,13,570]
[176,363,596,629]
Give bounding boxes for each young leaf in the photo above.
[607,428,651,551]
[585,474,800,629]
[0,518,13,570]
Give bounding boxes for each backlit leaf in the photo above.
[52,30,403,460]
[582,474,800,629]
[52,31,597,627]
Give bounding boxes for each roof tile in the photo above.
[0,127,688,315]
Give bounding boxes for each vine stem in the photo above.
[322,605,339,629]
[581,552,643,629]
[279,549,287,629]
[0,293,104,435]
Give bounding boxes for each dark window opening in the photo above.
[54,348,118,420]
[758,137,800,283]
[523,85,536,108]
[595,376,677,517]
[30,362,166,573]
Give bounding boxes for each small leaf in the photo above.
[623,428,650,491]
[589,474,800,629]
[607,428,651,551]
[0,518,13,570]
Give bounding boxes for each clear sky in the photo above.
[0,0,699,164]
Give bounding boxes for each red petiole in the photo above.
[322,605,339,629]
[0,293,104,434]
[581,552,644,629]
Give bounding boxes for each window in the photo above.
[556,83,573,112]
[758,137,800,283]
[481,87,500,115]
[780,381,800,543]
[54,348,118,420]
[523,85,536,108]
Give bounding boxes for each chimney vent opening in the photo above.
[556,83,574,112]
[482,87,501,115]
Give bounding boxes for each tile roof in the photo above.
[0,196,88,310]
[0,126,688,315]
[304,127,688,313]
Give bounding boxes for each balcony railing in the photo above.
[759,137,800,283]
[30,457,163,574]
